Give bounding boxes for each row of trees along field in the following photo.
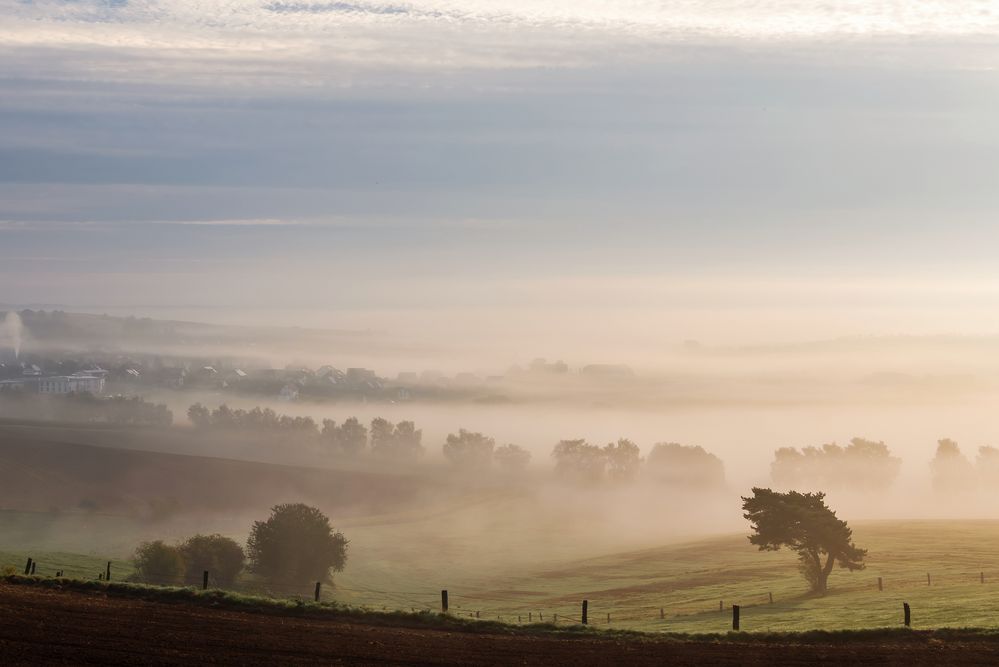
[186,403,726,481]
[188,404,426,460]
[0,391,173,426]
[930,438,999,491]
[772,437,999,492]
[132,504,347,587]
[550,439,725,486]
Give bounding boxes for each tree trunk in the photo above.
[816,553,836,595]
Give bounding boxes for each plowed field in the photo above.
[2,583,999,665]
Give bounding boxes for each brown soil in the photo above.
[2,583,999,665]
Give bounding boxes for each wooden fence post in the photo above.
[927,573,931,586]
[441,590,448,613]
[106,562,111,582]
[529,612,532,622]
[769,592,774,604]
[30,562,36,575]
[719,600,723,612]
[202,570,209,590]
[606,612,610,624]
[476,611,480,619]
[660,607,664,619]
[314,582,321,602]
[732,605,740,631]
[878,576,883,592]
[582,600,588,625]
[903,602,911,627]
[23,558,32,575]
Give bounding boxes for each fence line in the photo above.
[9,553,999,631]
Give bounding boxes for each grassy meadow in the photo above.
[6,514,999,633]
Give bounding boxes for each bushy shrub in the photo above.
[132,540,185,584]
[179,534,245,587]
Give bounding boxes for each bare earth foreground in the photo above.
[5,584,999,665]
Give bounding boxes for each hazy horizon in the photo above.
[4,2,999,371]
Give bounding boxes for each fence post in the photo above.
[660,607,664,619]
[732,605,740,631]
[769,592,774,604]
[582,600,588,625]
[878,576,883,592]
[903,602,911,627]
[202,570,209,590]
[927,573,931,586]
[106,562,111,582]
[529,612,532,622]
[23,558,32,575]
[441,590,448,613]
[314,582,321,602]
[719,600,723,612]
[30,562,36,575]
[607,612,610,624]
[476,611,480,619]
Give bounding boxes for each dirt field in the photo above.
[2,583,999,665]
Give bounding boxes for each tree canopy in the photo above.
[771,438,900,492]
[443,429,495,470]
[246,503,348,584]
[646,442,725,488]
[494,443,532,473]
[741,487,866,594]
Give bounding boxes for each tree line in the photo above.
[930,438,999,492]
[770,437,999,493]
[549,439,725,486]
[186,404,728,482]
[187,404,426,460]
[132,503,347,587]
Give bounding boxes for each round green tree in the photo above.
[246,503,348,584]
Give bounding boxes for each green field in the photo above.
[6,519,999,633]
[1,550,134,582]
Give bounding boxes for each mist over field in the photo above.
[5,2,999,657]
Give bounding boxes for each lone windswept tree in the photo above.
[741,488,866,595]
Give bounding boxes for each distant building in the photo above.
[0,374,105,394]
[39,375,106,394]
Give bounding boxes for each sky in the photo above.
[3,1,999,364]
